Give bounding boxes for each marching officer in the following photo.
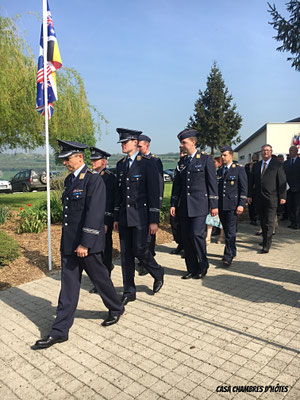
[218,145,248,266]
[170,129,218,279]
[89,147,117,294]
[137,134,164,275]
[32,141,124,350]
[114,128,164,305]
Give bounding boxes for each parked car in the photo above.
[163,171,172,182]
[10,169,47,192]
[0,179,12,193]
[163,169,175,181]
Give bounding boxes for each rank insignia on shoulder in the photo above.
[79,173,85,179]
[100,171,105,176]
[196,154,200,159]
[232,164,236,168]
[137,155,142,161]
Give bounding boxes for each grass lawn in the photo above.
[0,191,47,211]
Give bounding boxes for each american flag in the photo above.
[36,0,62,118]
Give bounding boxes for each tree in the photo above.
[0,14,107,153]
[268,1,300,71]
[188,62,242,155]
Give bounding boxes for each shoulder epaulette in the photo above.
[151,154,158,158]
[105,169,113,175]
[86,168,94,174]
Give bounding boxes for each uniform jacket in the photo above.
[61,165,106,255]
[114,154,161,227]
[248,159,287,207]
[142,152,164,206]
[99,168,117,226]
[171,151,218,217]
[284,157,300,193]
[217,163,248,211]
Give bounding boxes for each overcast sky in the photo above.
[1,0,299,154]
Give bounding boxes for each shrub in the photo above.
[17,204,47,234]
[36,193,63,223]
[0,231,19,266]
[160,197,171,223]
[0,206,11,225]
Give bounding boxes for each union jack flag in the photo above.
[36,0,62,118]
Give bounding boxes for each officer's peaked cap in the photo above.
[220,145,233,153]
[116,128,142,143]
[138,134,151,143]
[177,129,198,141]
[57,139,87,159]
[90,147,111,159]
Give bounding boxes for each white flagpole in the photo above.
[43,0,52,271]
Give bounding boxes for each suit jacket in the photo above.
[99,168,117,226]
[61,165,106,255]
[114,154,161,227]
[171,151,218,217]
[248,158,287,207]
[217,163,248,211]
[284,157,300,192]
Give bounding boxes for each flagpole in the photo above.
[43,0,52,271]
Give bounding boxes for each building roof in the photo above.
[234,123,266,152]
[234,117,300,152]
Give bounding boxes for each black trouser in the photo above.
[248,201,257,222]
[219,210,237,261]
[170,215,184,248]
[103,225,113,274]
[179,214,208,274]
[119,225,164,298]
[287,189,300,227]
[50,253,124,338]
[258,204,277,250]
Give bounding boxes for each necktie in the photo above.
[186,156,192,165]
[72,173,76,182]
[126,157,132,172]
[291,158,295,166]
[261,162,267,177]
[223,166,228,177]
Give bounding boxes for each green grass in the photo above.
[0,191,47,211]
[163,181,172,200]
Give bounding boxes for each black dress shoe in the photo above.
[31,335,68,350]
[89,287,97,294]
[198,269,208,278]
[255,231,262,236]
[261,248,269,253]
[121,296,136,305]
[153,273,164,294]
[222,259,232,267]
[170,245,183,254]
[181,272,193,279]
[138,266,149,276]
[101,315,120,327]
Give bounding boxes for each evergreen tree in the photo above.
[188,62,242,155]
[268,1,300,71]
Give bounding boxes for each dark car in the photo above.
[10,169,47,192]
[164,169,175,181]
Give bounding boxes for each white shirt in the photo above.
[73,163,85,178]
[128,151,139,168]
[261,158,271,174]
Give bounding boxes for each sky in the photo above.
[1,0,299,154]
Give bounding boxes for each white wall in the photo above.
[238,122,300,165]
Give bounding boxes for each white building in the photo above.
[235,118,300,165]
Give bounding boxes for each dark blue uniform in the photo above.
[171,151,218,275]
[114,154,164,299]
[217,163,248,263]
[50,165,124,338]
[100,168,117,273]
[142,152,164,256]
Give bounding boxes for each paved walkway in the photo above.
[0,222,299,400]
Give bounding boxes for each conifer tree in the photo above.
[188,62,242,155]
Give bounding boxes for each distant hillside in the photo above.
[0,152,180,180]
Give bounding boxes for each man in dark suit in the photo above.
[89,147,117,294]
[248,144,287,253]
[136,134,164,275]
[218,146,248,266]
[284,146,300,229]
[170,129,218,279]
[114,128,164,305]
[32,141,124,350]
[245,153,259,226]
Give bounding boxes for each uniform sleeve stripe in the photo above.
[83,227,100,235]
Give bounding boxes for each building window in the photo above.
[239,155,245,160]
